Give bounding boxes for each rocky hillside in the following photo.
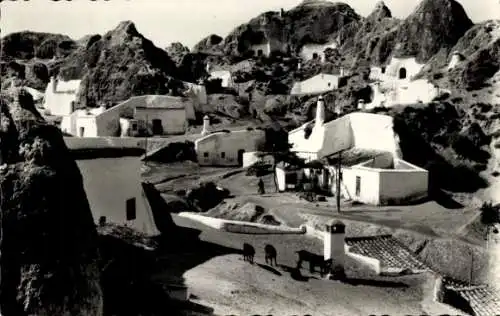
[221,0,360,57]
[73,21,180,107]
[0,88,103,315]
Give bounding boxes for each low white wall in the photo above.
[178,213,306,235]
[345,247,381,275]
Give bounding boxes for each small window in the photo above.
[328,82,331,87]
[131,123,138,131]
[381,67,386,74]
[221,152,225,158]
[126,198,136,221]
[204,152,209,157]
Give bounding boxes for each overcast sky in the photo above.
[2,0,499,49]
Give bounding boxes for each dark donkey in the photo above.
[295,250,332,277]
[264,244,277,266]
[242,243,255,264]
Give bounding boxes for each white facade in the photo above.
[289,99,402,161]
[250,42,272,57]
[300,41,338,62]
[328,158,429,205]
[60,107,106,137]
[487,226,500,290]
[361,80,444,110]
[209,70,234,88]
[134,107,187,135]
[185,82,208,108]
[242,152,275,168]
[195,129,266,166]
[369,57,424,82]
[64,137,160,236]
[43,77,82,116]
[290,73,340,96]
[61,95,194,137]
[448,52,465,70]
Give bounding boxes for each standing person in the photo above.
[258,177,265,195]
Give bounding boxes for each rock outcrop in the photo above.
[0,88,103,315]
[57,21,180,107]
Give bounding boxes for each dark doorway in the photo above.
[312,52,319,60]
[152,119,163,135]
[237,149,245,166]
[79,127,85,137]
[355,176,361,196]
[257,49,263,57]
[126,198,136,221]
[399,67,407,79]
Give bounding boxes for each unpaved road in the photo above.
[164,215,456,316]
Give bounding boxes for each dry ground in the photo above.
[154,215,455,316]
[143,161,480,242]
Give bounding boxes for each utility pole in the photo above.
[336,151,342,213]
[144,114,149,162]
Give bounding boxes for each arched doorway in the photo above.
[312,52,319,60]
[399,67,407,79]
[237,149,245,166]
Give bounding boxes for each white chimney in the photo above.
[206,62,211,73]
[201,115,210,135]
[358,99,366,110]
[323,220,346,280]
[315,95,325,127]
[297,61,301,71]
[51,76,58,93]
[340,67,345,77]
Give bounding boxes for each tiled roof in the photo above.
[345,235,428,270]
[455,286,500,316]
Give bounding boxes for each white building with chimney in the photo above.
[290,72,343,96]
[43,76,82,116]
[194,116,266,166]
[61,95,194,137]
[299,40,339,62]
[283,96,429,206]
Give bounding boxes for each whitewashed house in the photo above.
[195,119,266,166]
[289,97,402,162]
[290,73,341,96]
[447,51,465,70]
[361,80,444,110]
[365,56,447,109]
[283,97,428,205]
[299,40,339,62]
[325,153,428,205]
[43,76,82,116]
[369,56,424,82]
[64,137,160,236]
[61,95,195,137]
[209,70,234,88]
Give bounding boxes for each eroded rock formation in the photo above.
[0,88,103,315]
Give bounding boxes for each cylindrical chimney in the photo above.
[315,95,325,127]
[324,220,346,280]
[201,115,210,135]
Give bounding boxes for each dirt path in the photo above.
[169,215,454,316]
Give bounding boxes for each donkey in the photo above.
[242,243,255,264]
[295,250,331,276]
[264,244,278,266]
